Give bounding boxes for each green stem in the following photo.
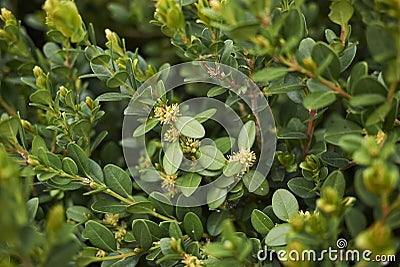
[104,188,135,205]
[281,57,352,99]
[92,251,138,262]
[340,23,348,47]
[28,156,179,222]
[150,211,176,221]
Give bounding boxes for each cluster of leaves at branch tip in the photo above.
[0,0,400,266]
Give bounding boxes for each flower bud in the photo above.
[21,119,33,132]
[316,187,341,215]
[59,86,68,97]
[85,96,94,110]
[0,8,17,26]
[277,152,295,167]
[289,214,305,232]
[363,160,398,195]
[27,156,40,166]
[155,0,186,32]
[33,66,47,90]
[355,223,395,255]
[46,205,65,233]
[302,58,317,72]
[0,29,12,40]
[42,0,85,43]
[104,29,124,56]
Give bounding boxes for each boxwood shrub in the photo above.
[0,0,399,266]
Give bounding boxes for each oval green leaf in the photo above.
[272,189,299,221]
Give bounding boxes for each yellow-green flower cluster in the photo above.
[161,171,178,197]
[181,253,203,267]
[164,125,180,142]
[181,137,200,153]
[154,100,180,125]
[228,146,256,174]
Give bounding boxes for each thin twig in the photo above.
[386,80,398,102]
[302,109,317,159]
[0,95,16,115]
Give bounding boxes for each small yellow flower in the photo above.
[164,125,180,142]
[228,147,256,174]
[114,221,127,243]
[181,253,203,267]
[103,213,119,227]
[154,100,180,125]
[96,249,106,258]
[181,138,200,153]
[137,154,152,169]
[376,130,386,145]
[161,172,178,197]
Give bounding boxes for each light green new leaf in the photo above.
[329,0,354,26]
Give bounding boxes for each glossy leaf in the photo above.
[82,220,117,251]
[175,116,205,138]
[104,164,132,197]
[183,212,203,241]
[132,219,153,250]
[272,189,299,221]
[251,209,274,235]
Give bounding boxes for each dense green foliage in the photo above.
[0,0,399,266]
